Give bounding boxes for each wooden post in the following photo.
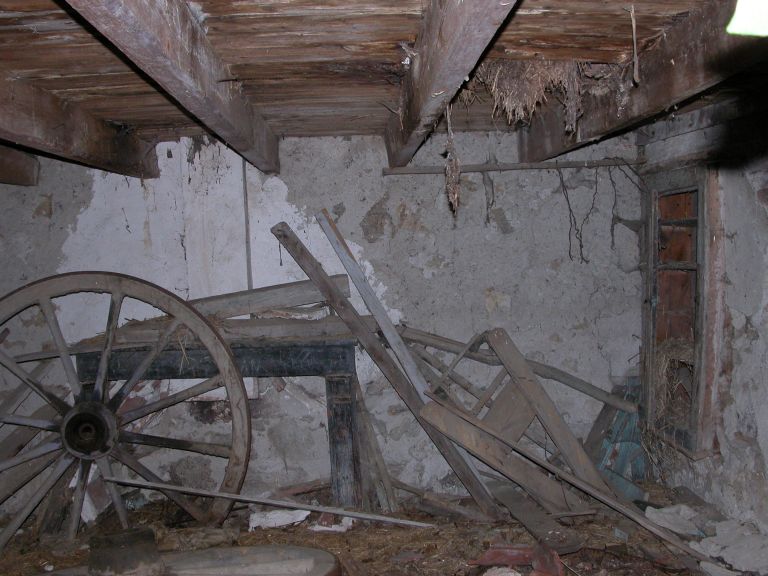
[325,374,362,509]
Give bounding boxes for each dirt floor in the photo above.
[0,494,698,576]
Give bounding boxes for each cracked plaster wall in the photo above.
[0,131,642,512]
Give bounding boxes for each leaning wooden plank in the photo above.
[419,402,586,514]
[398,325,638,413]
[66,0,279,173]
[412,342,536,446]
[421,400,714,564]
[486,328,611,494]
[103,476,433,529]
[486,479,585,555]
[314,210,503,518]
[190,275,350,319]
[272,221,503,519]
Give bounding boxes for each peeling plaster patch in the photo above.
[361,192,392,242]
[491,207,514,234]
[331,202,346,222]
[484,287,511,316]
[33,194,53,219]
[188,400,232,424]
[168,456,215,491]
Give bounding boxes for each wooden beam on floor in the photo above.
[518,0,768,161]
[0,78,158,179]
[65,0,279,173]
[0,145,39,186]
[384,0,519,167]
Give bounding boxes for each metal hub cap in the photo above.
[61,401,118,460]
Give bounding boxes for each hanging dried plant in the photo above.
[443,106,461,215]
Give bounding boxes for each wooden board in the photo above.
[486,329,612,494]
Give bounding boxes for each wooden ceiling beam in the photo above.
[518,0,768,161]
[0,144,39,187]
[0,77,158,179]
[384,0,519,167]
[65,0,280,173]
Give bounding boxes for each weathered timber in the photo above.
[486,329,611,493]
[518,0,768,161]
[382,158,643,176]
[0,76,157,178]
[316,209,501,516]
[384,0,519,166]
[350,373,398,513]
[398,325,638,413]
[103,475,434,529]
[419,399,585,513]
[421,399,714,563]
[325,375,363,509]
[65,0,279,173]
[0,145,39,186]
[76,343,356,381]
[272,221,503,519]
[190,275,349,319]
[486,479,585,555]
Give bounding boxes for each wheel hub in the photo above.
[61,401,118,459]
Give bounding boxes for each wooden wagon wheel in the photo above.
[0,272,251,551]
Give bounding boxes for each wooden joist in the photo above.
[384,0,519,167]
[0,145,39,186]
[518,0,768,161]
[64,0,280,173]
[0,77,158,179]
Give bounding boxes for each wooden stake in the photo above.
[102,476,433,529]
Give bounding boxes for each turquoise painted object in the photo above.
[594,377,647,502]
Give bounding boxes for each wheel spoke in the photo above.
[0,451,60,506]
[119,431,230,458]
[0,360,54,432]
[0,453,75,553]
[0,348,70,414]
[94,292,123,402]
[0,414,60,432]
[95,457,129,528]
[0,439,62,473]
[111,446,208,522]
[39,298,81,398]
[66,459,92,540]
[108,317,182,410]
[118,375,223,425]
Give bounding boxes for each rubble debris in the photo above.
[309,517,355,533]
[470,543,564,576]
[249,509,311,531]
[692,520,768,573]
[644,504,704,537]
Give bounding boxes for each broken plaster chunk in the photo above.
[481,569,523,576]
[644,504,703,537]
[693,521,768,573]
[309,516,355,533]
[248,509,310,530]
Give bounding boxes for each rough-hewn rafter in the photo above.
[518,0,768,161]
[0,145,39,186]
[0,78,158,179]
[65,0,279,173]
[384,0,519,167]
